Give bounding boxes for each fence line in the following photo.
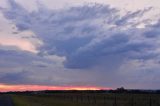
[50,94,159,106]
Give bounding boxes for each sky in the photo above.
[0,0,160,91]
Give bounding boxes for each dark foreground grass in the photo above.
[11,93,160,106]
[12,94,88,106]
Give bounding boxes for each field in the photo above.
[11,92,160,106]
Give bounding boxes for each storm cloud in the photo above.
[0,0,160,89]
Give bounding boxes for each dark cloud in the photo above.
[0,70,30,84]
[0,0,160,89]
[144,21,160,38]
[115,7,152,26]
[0,48,99,86]
[2,0,155,69]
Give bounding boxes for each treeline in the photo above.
[1,87,160,94]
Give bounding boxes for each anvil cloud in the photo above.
[0,0,160,91]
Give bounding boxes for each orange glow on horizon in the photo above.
[0,84,112,92]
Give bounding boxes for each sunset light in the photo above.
[0,84,111,92]
[0,0,160,93]
[0,0,160,106]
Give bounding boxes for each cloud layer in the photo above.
[0,0,160,89]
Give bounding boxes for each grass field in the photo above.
[11,93,160,106]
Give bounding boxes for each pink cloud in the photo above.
[0,83,111,92]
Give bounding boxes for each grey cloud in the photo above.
[1,1,159,68]
[0,48,99,86]
[1,0,160,89]
[64,33,129,68]
[0,49,61,85]
[115,7,152,26]
[144,21,160,38]
[0,70,31,84]
[1,0,31,31]
[2,0,155,69]
[144,30,160,38]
